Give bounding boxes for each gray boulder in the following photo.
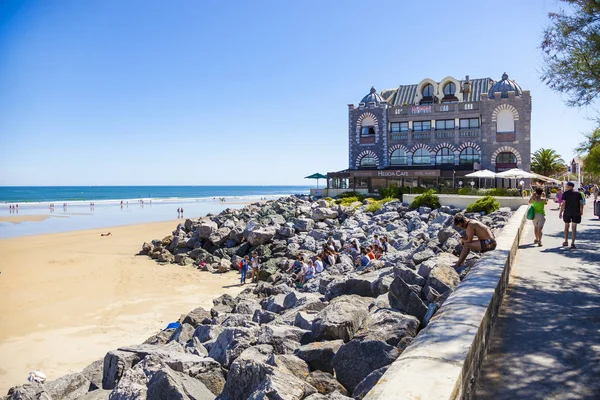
[208,327,257,367]
[194,325,224,343]
[393,265,426,286]
[294,340,344,374]
[209,228,231,246]
[199,220,219,239]
[306,371,348,396]
[102,349,143,389]
[311,295,370,343]
[246,227,277,246]
[294,218,314,232]
[44,373,90,400]
[388,277,428,322]
[312,208,339,221]
[266,354,310,381]
[147,368,215,400]
[217,345,274,400]
[278,226,295,238]
[265,292,298,314]
[257,325,310,354]
[352,365,390,399]
[252,309,278,325]
[5,383,51,400]
[426,265,460,294]
[81,359,104,391]
[411,248,436,265]
[170,323,195,346]
[234,299,261,315]
[246,367,317,400]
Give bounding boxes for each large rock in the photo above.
[388,277,428,322]
[102,349,143,389]
[208,327,257,367]
[257,325,310,354]
[170,323,196,346]
[306,371,348,396]
[183,307,212,327]
[147,368,215,400]
[199,220,219,239]
[246,367,317,400]
[44,373,91,400]
[352,366,390,400]
[426,265,460,294]
[217,345,274,400]
[234,299,261,315]
[194,325,224,343]
[312,208,339,221]
[294,340,344,374]
[266,354,310,381]
[393,265,426,286]
[331,339,398,394]
[324,273,380,301]
[209,228,231,246]
[5,383,51,400]
[411,248,436,265]
[417,253,458,279]
[109,354,165,400]
[311,296,370,343]
[82,359,104,391]
[293,218,314,232]
[264,292,298,314]
[211,294,236,317]
[246,227,277,246]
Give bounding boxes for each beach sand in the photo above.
[0,221,244,393]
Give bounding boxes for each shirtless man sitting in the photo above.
[453,213,496,269]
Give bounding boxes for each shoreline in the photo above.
[0,220,244,393]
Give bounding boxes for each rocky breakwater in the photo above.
[3,196,512,400]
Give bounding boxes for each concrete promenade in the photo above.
[474,200,600,400]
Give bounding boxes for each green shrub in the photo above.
[378,186,401,199]
[457,187,471,195]
[338,191,364,199]
[410,187,428,194]
[465,195,500,214]
[335,196,361,206]
[409,189,441,210]
[365,201,382,213]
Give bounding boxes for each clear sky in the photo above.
[0,0,596,186]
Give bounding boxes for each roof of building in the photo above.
[360,87,384,105]
[380,77,494,106]
[488,73,522,99]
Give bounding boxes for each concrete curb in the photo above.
[364,205,528,400]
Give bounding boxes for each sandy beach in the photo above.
[0,215,52,224]
[0,220,244,393]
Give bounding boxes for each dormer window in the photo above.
[420,83,437,105]
[442,82,458,103]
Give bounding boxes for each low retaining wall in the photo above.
[403,194,528,210]
[365,205,528,400]
[310,188,369,197]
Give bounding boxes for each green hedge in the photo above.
[409,190,441,210]
[465,195,500,214]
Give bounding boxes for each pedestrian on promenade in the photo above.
[529,187,547,246]
[593,184,599,201]
[453,213,497,269]
[559,181,584,249]
[556,187,564,208]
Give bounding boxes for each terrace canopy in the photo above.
[305,173,328,188]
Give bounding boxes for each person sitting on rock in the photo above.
[453,213,497,269]
[300,260,315,285]
[372,234,381,251]
[358,248,371,268]
[287,255,304,278]
[380,236,389,254]
[314,256,324,273]
[366,246,376,260]
[326,236,337,252]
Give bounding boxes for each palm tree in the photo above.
[531,148,566,177]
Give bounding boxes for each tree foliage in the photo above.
[531,148,567,176]
[541,0,600,107]
[575,126,600,154]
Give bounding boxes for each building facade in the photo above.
[329,73,532,192]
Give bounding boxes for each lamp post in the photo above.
[470,181,475,193]
[453,170,456,188]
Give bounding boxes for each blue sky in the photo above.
[0,0,596,186]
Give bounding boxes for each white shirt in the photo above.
[315,260,324,273]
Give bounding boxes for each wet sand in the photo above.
[0,215,52,224]
[0,220,243,393]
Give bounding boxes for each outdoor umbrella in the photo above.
[465,169,497,188]
[305,173,328,188]
[495,168,536,191]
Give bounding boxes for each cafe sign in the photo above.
[350,169,440,178]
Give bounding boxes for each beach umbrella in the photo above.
[495,168,536,190]
[465,169,497,189]
[305,173,328,188]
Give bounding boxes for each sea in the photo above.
[0,186,313,238]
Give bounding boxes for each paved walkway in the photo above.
[474,200,600,400]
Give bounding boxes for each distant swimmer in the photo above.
[100,232,112,236]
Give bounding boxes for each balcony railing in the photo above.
[413,131,431,139]
[390,132,409,140]
[459,129,480,137]
[435,130,455,138]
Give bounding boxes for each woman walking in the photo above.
[529,187,547,246]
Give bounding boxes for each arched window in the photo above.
[360,156,377,168]
[360,116,376,136]
[390,149,408,165]
[459,147,480,164]
[442,82,458,103]
[496,109,515,133]
[412,148,431,165]
[443,82,455,96]
[496,152,517,164]
[422,84,434,97]
[435,148,455,165]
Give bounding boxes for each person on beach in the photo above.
[453,213,497,269]
[381,236,389,254]
[300,260,315,285]
[250,252,260,283]
[372,234,381,251]
[559,182,584,249]
[100,232,112,236]
[358,248,371,268]
[287,255,304,277]
[529,187,547,246]
[240,256,250,285]
[314,256,324,273]
[593,184,599,201]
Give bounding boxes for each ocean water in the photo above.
[0,186,312,238]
